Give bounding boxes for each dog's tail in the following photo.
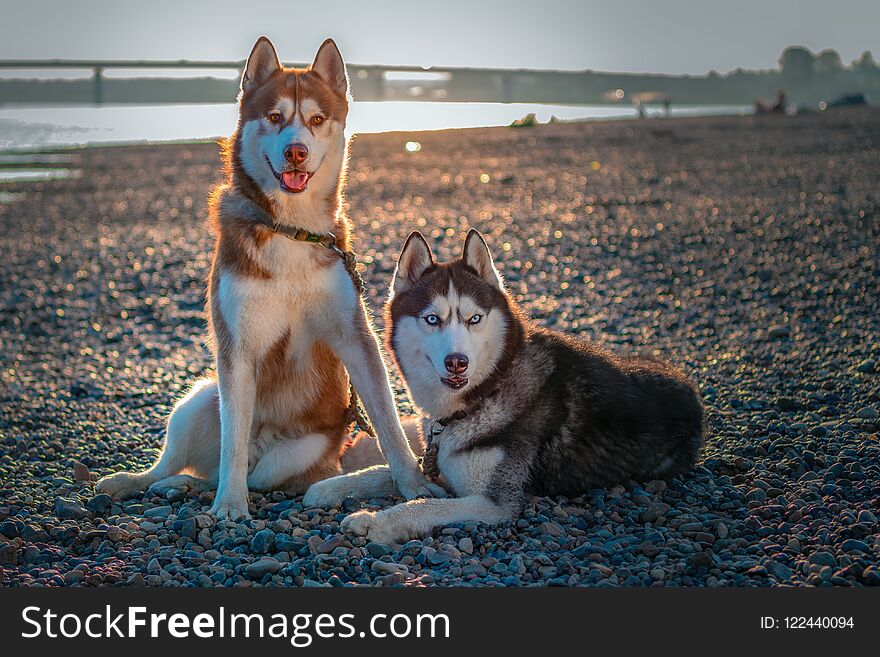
[339,416,424,473]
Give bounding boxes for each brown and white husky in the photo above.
[96,36,442,519]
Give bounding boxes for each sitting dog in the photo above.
[304,229,705,543]
[96,37,442,519]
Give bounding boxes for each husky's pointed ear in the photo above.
[463,229,503,289]
[393,232,434,295]
[241,37,281,94]
[311,38,348,97]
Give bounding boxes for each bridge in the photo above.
[0,59,772,107]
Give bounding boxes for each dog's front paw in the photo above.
[341,510,401,545]
[395,468,446,501]
[95,472,146,499]
[303,477,350,509]
[209,497,251,521]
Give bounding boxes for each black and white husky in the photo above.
[305,229,705,543]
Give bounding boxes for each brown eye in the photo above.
[268,111,281,124]
[310,115,325,127]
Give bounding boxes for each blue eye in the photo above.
[469,314,483,325]
[424,314,441,326]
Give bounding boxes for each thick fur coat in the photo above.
[97,37,442,519]
[309,230,704,543]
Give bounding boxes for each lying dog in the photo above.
[305,229,705,543]
[96,37,442,519]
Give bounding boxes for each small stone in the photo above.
[645,480,667,494]
[840,539,871,554]
[855,407,878,420]
[195,514,214,528]
[317,535,344,554]
[461,563,488,577]
[767,561,793,580]
[175,518,198,541]
[716,522,729,539]
[426,550,451,565]
[689,552,713,569]
[809,551,838,567]
[768,324,790,339]
[745,488,767,502]
[863,568,880,585]
[0,543,17,565]
[540,521,565,537]
[251,529,276,554]
[127,573,145,587]
[641,542,660,558]
[509,554,526,574]
[246,557,281,578]
[85,494,112,514]
[143,506,173,519]
[855,358,876,373]
[365,542,391,558]
[379,573,406,586]
[458,537,474,554]
[857,510,877,524]
[307,535,323,555]
[371,561,407,575]
[73,461,91,483]
[54,497,89,520]
[106,527,130,542]
[166,489,185,503]
[640,502,670,523]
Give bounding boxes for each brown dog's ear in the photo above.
[311,38,348,97]
[393,232,434,295]
[462,229,503,289]
[241,36,281,94]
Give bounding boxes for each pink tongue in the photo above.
[282,170,309,191]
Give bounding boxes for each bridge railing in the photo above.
[0,59,681,106]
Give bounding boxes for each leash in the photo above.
[243,202,376,438]
[420,410,469,483]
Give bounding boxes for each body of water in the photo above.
[0,101,749,182]
[0,101,749,152]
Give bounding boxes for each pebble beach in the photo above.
[1,109,878,587]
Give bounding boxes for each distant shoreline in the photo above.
[0,101,751,155]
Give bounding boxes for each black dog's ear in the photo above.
[463,229,503,289]
[241,36,281,94]
[393,232,434,295]
[311,38,348,97]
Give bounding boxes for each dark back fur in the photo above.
[388,256,705,502]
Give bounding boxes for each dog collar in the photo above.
[265,222,345,257]
[429,410,469,437]
[233,194,345,257]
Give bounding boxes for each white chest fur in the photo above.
[433,426,504,497]
[217,239,356,357]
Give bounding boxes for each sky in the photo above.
[0,0,878,75]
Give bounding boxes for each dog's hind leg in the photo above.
[303,465,401,508]
[246,432,341,494]
[96,378,220,499]
[339,417,425,473]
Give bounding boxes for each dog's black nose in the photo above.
[284,143,309,165]
[444,353,469,374]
